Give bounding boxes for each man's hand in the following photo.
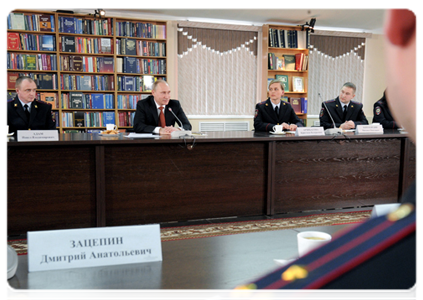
[159,126,179,135]
[340,120,355,130]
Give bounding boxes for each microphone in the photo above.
[168,107,185,131]
[319,93,342,135]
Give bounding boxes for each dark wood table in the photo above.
[8,223,350,290]
[7,130,415,236]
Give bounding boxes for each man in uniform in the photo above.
[373,90,400,129]
[254,79,303,132]
[319,82,368,130]
[133,80,191,134]
[237,9,416,290]
[7,76,56,134]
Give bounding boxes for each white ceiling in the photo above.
[72,9,387,34]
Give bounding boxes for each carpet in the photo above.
[8,210,371,255]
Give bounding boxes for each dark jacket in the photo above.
[7,97,56,134]
[372,93,399,129]
[319,97,368,129]
[254,98,303,132]
[133,95,191,133]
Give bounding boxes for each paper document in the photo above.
[125,133,157,138]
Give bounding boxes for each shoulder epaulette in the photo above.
[325,99,336,103]
[351,100,362,105]
[258,100,267,105]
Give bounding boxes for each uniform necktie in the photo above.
[343,105,348,122]
[158,106,165,128]
[275,106,279,118]
[24,104,30,121]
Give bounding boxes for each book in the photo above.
[38,73,55,89]
[98,57,114,73]
[79,76,92,90]
[73,111,85,127]
[292,76,304,92]
[122,38,137,55]
[91,94,105,109]
[124,57,138,73]
[290,97,302,113]
[24,55,37,70]
[9,13,25,30]
[100,38,112,54]
[103,112,115,126]
[40,14,53,32]
[41,35,55,51]
[69,91,84,108]
[62,17,76,33]
[7,72,20,89]
[295,53,304,71]
[275,75,289,92]
[143,75,154,92]
[70,56,83,72]
[301,97,307,114]
[40,92,57,108]
[276,54,285,70]
[7,33,21,50]
[62,36,76,52]
[283,55,296,71]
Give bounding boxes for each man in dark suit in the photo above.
[319,82,368,130]
[373,90,400,129]
[7,76,56,134]
[133,80,191,134]
[254,79,303,132]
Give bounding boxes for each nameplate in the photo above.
[17,130,58,141]
[355,125,384,135]
[295,127,325,137]
[28,224,162,272]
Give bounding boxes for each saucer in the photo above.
[270,131,286,135]
[7,133,13,137]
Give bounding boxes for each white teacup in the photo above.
[297,231,332,257]
[272,125,283,133]
[106,124,117,131]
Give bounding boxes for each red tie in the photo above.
[158,106,165,128]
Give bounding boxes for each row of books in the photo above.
[60,74,114,91]
[116,21,166,39]
[8,13,55,32]
[60,36,113,54]
[60,56,114,73]
[62,92,115,109]
[118,112,135,127]
[7,72,57,90]
[7,53,57,71]
[117,75,160,92]
[117,94,149,109]
[268,29,309,49]
[58,17,113,36]
[268,53,309,71]
[116,39,166,57]
[62,111,115,128]
[116,57,166,75]
[282,97,308,114]
[7,33,55,51]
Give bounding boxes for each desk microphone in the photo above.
[168,107,185,131]
[319,93,342,135]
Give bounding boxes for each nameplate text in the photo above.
[295,127,325,137]
[17,130,58,141]
[355,125,384,135]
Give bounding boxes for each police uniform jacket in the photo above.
[133,95,192,133]
[254,98,303,132]
[319,97,368,129]
[372,94,399,129]
[7,96,56,134]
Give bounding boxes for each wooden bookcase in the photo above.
[7,10,167,133]
[261,24,309,122]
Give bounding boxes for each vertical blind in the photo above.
[177,26,258,115]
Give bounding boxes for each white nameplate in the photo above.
[17,130,58,141]
[295,127,325,137]
[355,125,384,135]
[28,224,162,272]
[171,130,192,137]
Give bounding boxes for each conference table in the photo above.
[8,220,352,290]
[7,130,415,236]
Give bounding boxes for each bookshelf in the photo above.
[7,10,167,133]
[261,24,309,122]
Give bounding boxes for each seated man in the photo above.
[254,79,303,132]
[7,76,56,134]
[133,80,191,134]
[319,82,368,130]
[372,90,400,129]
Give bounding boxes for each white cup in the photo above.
[272,125,283,133]
[297,231,332,257]
[106,124,117,131]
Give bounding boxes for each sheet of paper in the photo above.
[125,133,158,138]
